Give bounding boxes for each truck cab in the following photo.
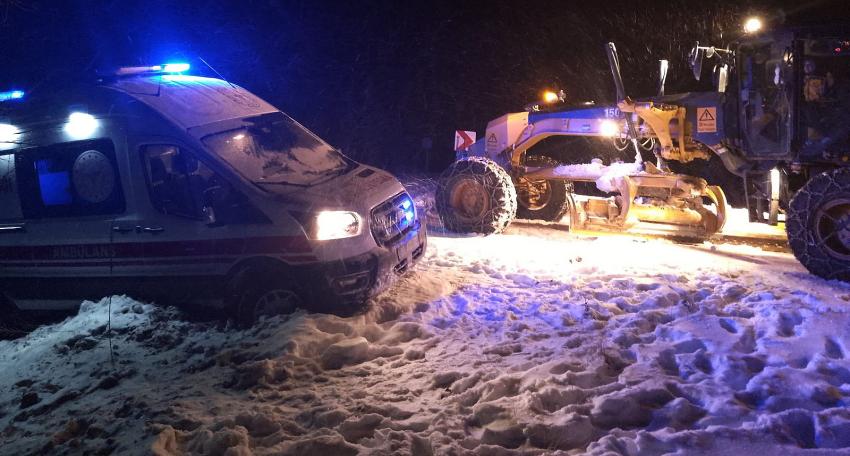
[729,27,850,164]
[0,67,426,324]
[693,27,850,222]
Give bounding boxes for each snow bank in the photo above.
[1,181,849,455]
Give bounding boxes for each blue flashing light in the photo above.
[162,63,190,73]
[0,90,25,102]
[400,196,415,225]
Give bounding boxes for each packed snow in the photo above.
[553,159,643,193]
[2,186,850,455]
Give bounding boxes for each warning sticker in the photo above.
[696,107,717,133]
[486,133,498,152]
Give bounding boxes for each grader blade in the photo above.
[522,162,728,239]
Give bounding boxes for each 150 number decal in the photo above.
[604,108,621,119]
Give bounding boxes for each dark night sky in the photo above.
[1,0,847,171]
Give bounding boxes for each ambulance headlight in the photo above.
[314,211,362,240]
[64,112,99,139]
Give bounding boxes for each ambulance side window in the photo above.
[141,145,214,220]
[15,139,125,219]
[141,145,269,225]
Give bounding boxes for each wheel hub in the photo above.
[815,199,850,259]
[254,289,301,320]
[516,177,552,210]
[449,178,490,222]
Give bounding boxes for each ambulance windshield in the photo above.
[203,112,349,186]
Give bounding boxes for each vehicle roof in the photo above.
[105,75,277,130]
[1,75,277,131]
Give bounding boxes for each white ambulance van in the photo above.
[0,65,426,325]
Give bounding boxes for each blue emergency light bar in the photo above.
[0,90,25,102]
[162,63,190,73]
[113,63,191,77]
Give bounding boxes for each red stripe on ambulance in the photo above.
[0,235,313,262]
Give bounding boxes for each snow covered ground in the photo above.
[3,190,850,455]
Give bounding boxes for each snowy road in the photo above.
[3,218,850,454]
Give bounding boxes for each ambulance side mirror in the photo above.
[203,186,227,227]
[203,182,269,226]
[203,203,217,226]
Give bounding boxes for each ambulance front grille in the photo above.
[370,192,416,246]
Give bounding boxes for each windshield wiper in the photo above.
[254,180,310,188]
[1,140,36,147]
[310,169,348,186]
[254,164,350,188]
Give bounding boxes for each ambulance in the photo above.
[0,64,426,325]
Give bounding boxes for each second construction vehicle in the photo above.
[437,23,850,281]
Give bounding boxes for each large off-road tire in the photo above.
[226,266,303,327]
[787,168,850,281]
[514,155,571,221]
[436,157,517,234]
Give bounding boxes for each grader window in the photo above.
[740,43,789,156]
[801,37,850,148]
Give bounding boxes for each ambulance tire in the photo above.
[436,157,517,234]
[0,295,25,337]
[227,265,303,327]
[0,295,72,340]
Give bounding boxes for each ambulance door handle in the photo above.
[141,226,165,233]
[112,225,135,234]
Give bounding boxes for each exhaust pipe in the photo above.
[658,60,669,96]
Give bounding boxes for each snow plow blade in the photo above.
[524,163,727,239]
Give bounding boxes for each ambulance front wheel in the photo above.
[227,266,303,327]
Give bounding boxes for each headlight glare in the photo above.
[599,119,620,137]
[0,123,19,147]
[314,211,361,240]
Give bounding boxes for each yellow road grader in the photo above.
[437,24,850,281]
